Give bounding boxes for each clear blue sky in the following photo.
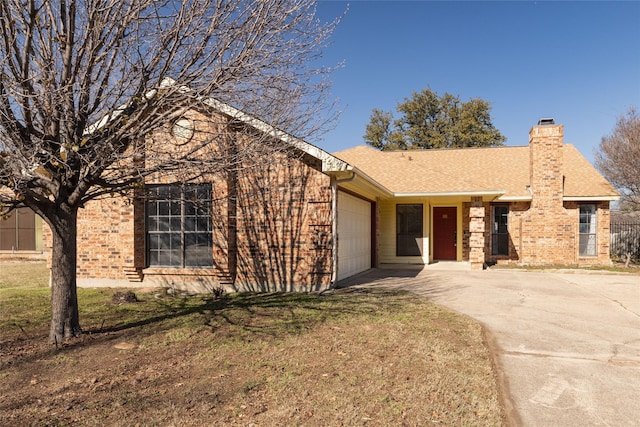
[314,1,640,162]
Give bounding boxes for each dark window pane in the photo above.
[169,201,180,216]
[184,233,196,248]
[198,233,212,247]
[160,234,175,250]
[0,208,36,251]
[492,233,509,256]
[185,201,196,216]
[149,251,158,266]
[197,218,210,232]
[157,217,170,231]
[158,201,170,215]
[185,245,212,267]
[0,210,15,229]
[492,206,509,256]
[0,229,16,250]
[157,251,171,266]
[170,233,181,249]
[397,204,422,256]
[148,235,159,250]
[156,187,171,199]
[184,217,196,232]
[170,249,182,266]
[146,200,157,217]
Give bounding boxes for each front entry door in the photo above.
[433,207,457,260]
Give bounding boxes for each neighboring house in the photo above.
[39,104,619,291]
[0,207,44,254]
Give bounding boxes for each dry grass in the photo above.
[489,261,640,275]
[0,262,505,426]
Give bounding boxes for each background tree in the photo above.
[595,108,640,211]
[364,88,505,150]
[0,0,340,344]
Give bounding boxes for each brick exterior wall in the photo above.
[42,112,615,284]
[229,154,333,290]
[43,109,335,292]
[77,198,136,280]
[140,152,333,292]
[460,124,613,267]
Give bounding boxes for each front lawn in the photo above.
[0,261,505,426]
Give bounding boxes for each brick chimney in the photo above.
[529,119,564,210]
[520,119,574,265]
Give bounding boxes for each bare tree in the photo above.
[0,0,340,344]
[595,108,640,211]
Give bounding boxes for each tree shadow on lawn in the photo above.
[1,287,419,370]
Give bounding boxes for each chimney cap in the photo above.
[537,118,555,125]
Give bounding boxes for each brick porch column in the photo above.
[469,197,485,270]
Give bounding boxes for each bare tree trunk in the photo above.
[48,207,82,344]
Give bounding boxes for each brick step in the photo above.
[123,267,144,283]
[215,270,233,287]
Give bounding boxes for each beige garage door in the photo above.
[337,191,371,281]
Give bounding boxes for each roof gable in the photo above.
[161,79,350,174]
[87,77,351,174]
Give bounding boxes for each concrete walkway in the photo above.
[339,267,640,427]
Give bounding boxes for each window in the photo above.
[396,204,423,256]
[492,205,509,256]
[146,184,213,267]
[579,204,597,256]
[0,207,37,251]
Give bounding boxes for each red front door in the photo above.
[433,207,457,260]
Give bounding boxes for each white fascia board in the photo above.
[393,190,507,198]
[563,196,620,202]
[496,196,532,202]
[344,166,393,197]
[83,77,178,136]
[201,97,350,173]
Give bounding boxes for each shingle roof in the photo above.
[333,144,619,200]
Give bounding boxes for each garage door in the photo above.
[337,191,372,280]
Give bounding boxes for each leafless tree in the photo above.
[0,0,340,344]
[595,108,640,211]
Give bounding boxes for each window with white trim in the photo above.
[146,184,213,267]
[579,204,597,256]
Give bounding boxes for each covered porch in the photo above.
[376,194,499,270]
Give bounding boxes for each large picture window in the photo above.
[492,205,509,256]
[396,204,423,256]
[146,184,213,267]
[579,204,597,256]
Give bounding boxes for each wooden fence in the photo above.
[610,223,640,262]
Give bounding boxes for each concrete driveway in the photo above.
[339,267,640,426]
